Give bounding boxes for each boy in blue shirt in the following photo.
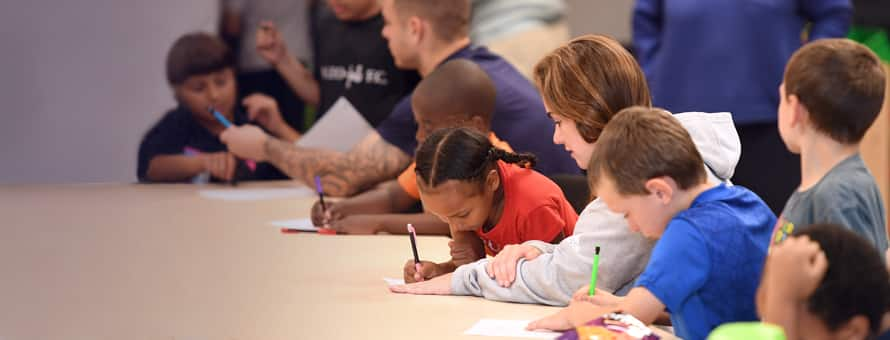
[528,107,776,340]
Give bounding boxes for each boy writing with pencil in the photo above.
[528,107,776,340]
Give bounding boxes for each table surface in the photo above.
[0,181,576,340]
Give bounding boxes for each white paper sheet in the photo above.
[383,277,405,286]
[270,218,319,232]
[464,319,560,339]
[297,96,373,152]
[198,187,314,201]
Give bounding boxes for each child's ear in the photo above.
[485,168,500,194]
[409,16,424,43]
[172,86,184,104]
[644,177,674,205]
[788,94,807,129]
[835,315,870,340]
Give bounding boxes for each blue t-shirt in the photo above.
[137,105,287,182]
[375,45,579,177]
[635,184,776,340]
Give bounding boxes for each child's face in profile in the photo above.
[174,68,237,126]
[380,0,420,70]
[417,174,498,233]
[595,175,671,239]
[777,83,802,154]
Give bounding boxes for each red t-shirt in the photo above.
[477,161,578,256]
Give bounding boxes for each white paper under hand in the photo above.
[383,277,405,286]
[464,319,560,339]
[270,218,319,232]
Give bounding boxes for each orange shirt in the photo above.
[398,133,513,200]
[477,160,578,256]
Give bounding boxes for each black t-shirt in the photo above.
[311,4,420,127]
[137,105,287,182]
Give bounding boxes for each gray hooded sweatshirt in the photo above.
[450,112,742,306]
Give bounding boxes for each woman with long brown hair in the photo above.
[390,35,740,310]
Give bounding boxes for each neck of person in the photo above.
[797,133,859,191]
[671,179,718,216]
[417,37,472,77]
[351,7,381,22]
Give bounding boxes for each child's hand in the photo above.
[255,21,287,65]
[201,152,237,181]
[403,260,443,283]
[389,273,453,295]
[448,232,485,266]
[220,125,269,161]
[485,244,542,287]
[572,285,621,307]
[526,309,573,332]
[527,299,608,331]
[311,199,352,227]
[329,215,383,235]
[311,199,335,226]
[243,94,286,132]
[763,235,828,302]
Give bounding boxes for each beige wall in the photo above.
[0,0,217,183]
[859,64,890,227]
[0,0,638,184]
[565,0,635,42]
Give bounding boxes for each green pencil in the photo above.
[589,246,600,296]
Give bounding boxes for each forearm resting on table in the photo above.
[337,180,418,215]
[145,155,204,182]
[571,288,665,327]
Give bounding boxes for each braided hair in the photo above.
[415,127,536,189]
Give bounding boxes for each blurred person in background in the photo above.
[633,0,852,214]
[469,0,570,79]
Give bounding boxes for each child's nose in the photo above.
[207,85,222,102]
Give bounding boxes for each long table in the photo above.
[0,181,572,339]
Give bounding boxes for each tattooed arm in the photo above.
[264,131,412,196]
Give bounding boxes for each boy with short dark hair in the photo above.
[773,38,888,251]
[758,223,890,340]
[528,107,776,340]
[138,32,296,183]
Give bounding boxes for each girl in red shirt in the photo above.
[404,127,578,282]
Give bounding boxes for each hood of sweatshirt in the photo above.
[674,111,741,182]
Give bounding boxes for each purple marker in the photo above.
[315,175,327,212]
